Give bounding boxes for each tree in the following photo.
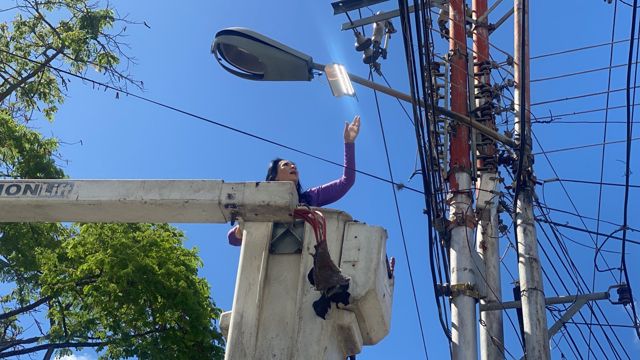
[0,1,225,358]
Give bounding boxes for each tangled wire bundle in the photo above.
[294,208,351,319]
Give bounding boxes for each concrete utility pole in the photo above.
[473,0,505,359]
[513,1,551,359]
[448,0,478,358]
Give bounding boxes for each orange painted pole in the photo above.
[448,0,478,359]
[473,0,505,358]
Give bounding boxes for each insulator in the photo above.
[617,284,632,305]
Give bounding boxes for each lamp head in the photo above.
[212,28,314,81]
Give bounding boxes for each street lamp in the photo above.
[210,27,411,100]
[211,28,314,81]
[212,27,355,96]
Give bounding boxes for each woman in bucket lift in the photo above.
[227,115,361,246]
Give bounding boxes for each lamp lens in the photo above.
[219,43,266,75]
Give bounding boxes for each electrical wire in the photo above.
[532,218,625,254]
[536,213,630,359]
[503,159,630,358]
[398,0,453,346]
[536,220,640,247]
[0,48,425,196]
[532,103,640,121]
[542,267,591,359]
[533,120,636,124]
[566,321,640,329]
[543,178,640,189]
[531,84,640,107]
[508,196,611,359]
[531,37,638,61]
[378,72,415,126]
[533,130,640,271]
[620,0,640,340]
[536,195,633,358]
[370,70,431,360]
[531,136,640,155]
[537,203,640,234]
[531,62,639,84]
[421,0,454,338]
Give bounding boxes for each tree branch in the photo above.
[0,49,61,103]
[0,335,44,352]
[0,340,109,358]
[43,347,54,360]
[0,296,50,321]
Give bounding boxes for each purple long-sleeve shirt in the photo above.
[228,142,356,246]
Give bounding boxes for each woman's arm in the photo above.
[228,225,243,246]
[305,116,359,207]
[304,142,356,207]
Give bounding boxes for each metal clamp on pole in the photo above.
[450,283,482,300]
[610,283,632,305]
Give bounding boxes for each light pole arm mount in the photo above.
[311,62,517,149]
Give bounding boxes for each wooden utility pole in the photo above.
[514,0,550,359]
[473,0,505,359]
[448,1,478,358]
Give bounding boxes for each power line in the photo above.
[537,203,640,234]
[536,219,640,246]
[534,120,636,124]
[488,37,628,357]
[0,48,425,196]
[531,136,640,155]
[567,322,640,329]
[399,0,453,347]
[533,103,640,121]
[370,71,431,360]
[534,220,625,254]
[542,178,640,189]
[531,62,638,84]
[537,227,614,359]
[531,131,633,357]
[620,0,640,339]
[542,267,594,359]
[531,37,638,60]
[536,212,631,359]
[509,180,627,360]
[531,84,640,107]
[378,72,415,126]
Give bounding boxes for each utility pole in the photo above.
[448,0,478,358]
[513,0,550,359]
[473,0,504,359]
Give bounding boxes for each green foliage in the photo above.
[0,1,225,358]
[0,110,64,178]
[0,0,139,123]
[38,224,225,359]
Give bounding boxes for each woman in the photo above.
[228,115,361,246]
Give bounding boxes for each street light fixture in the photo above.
[211,28,314,81]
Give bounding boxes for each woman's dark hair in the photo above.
[266,158,310,204]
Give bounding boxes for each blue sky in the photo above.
[4,0,640,359]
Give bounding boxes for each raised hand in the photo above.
[344,115,361,143]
